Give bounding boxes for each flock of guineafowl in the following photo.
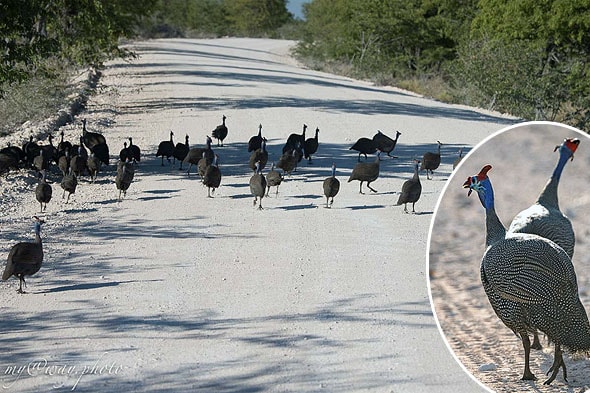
[0,114,451,293]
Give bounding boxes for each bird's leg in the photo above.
[412,203,416,213]
[403,204,408,214]
[253,197,257,206]
[520,333,537,381]
[545,344,566,385]
[367,182,377,193]
[359,182,364,194]
[330,197,334,206]
[531,332,543,350]
[62,189,66,199]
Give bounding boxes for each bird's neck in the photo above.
[412,164,419,180]
[485,206,506,247]
[537,151,569,208]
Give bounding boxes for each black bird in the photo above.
[211,115,228,147]
[58,148,70,176]
[265,162,283,196]
[286,124,307,150]
[22,136,40,166]
[81,118,106,149]
[35,170,52,212]
[119,142,131,162]
[276,148,298,176]
[248,124,264,153]
[304,127,319,163]
[185,136,213,176]
[323,163,340,208]
[87,152,102,183]
[2,216,45,293]
[250,161,267,210]
[57,130,72,158]
[70,145,88,178]
[348,151,381,193]
[249,138,268,171]
[396,160,422,213]
[61,167,78,203]
[373,130,401,158]
[128,137,141,163]
[203,154,222,198]
[156,131,175,166]
[90,142,110,166]
[116,159,135,201]
[421,140,442,179]
[40,134,58,165]
[349,137,377,161]
[173,134,190,170]
[33,149,49,173]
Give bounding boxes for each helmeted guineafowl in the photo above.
[452,148,464,170]
[323,163,340,208]
[60,167,77,203]
[421,140,442,179]
[81,118,106,149]
[156,131,175,166]
[35,170,52,212]
[396,159,421,213]
[211,115,228,147]
[3,216,44,293]
[265,162,283,196]
[508,137,580,350]
[173,134,190,170]
[276,148,298,176]
[87,152,102,183]
[464,164,590,385]
[116,159,135,201]
[304,127,319,163]
[286,124,307,151]
[373,130,401,158]
[203,154,221,198]
[248,124,264,153]
[127,137,141,163]
[185,136,213,176]
[349,137,377,162]
[250,161,267,210]
[249,138,268,171]
[348,151,381,194]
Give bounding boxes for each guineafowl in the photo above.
[323,163,340,208]
[173,134,190,170]
[57,130,72,157]
[266,162,283,196]
[35,170,52,212]
[3,216,44,293]
[197,151,211,180]
[464,164,590,384]
[276,148,298,176]
[128,137,141,163]
[286,124,307,151]
[156,131,175,166]
[373,130,401,158]
[203,154,222,197]
[22,136,40,166]
[33,149,49,173]
[211,115,228,146]
[348,151,381,194]
[396,159,421,213]
[250,161,267,210]
[90,142,109,166]
[60,167,77,203]
[350,137,377,162]
[508,138,580,351]
[70,145,88,178]
[116,159,135,201]
[452,148,464,170]
[509,138,579,259]
[119,142,131,162]
[185,136,213,175]
[87,152,102,183]
[40,134,57,165]
[249,138,268,171]
[304,127,319,163]
[1,144,25,168]
[81,118,106,149]
[421,141,442,179]
[248,124,264,153]
[58,148,70,176]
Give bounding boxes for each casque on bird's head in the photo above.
[463,165,492,196]
[554,137,580,161]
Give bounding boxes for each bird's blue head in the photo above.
[463,165,494,210]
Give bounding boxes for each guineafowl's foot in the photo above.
[521,371,537,381]
[368,186,377,193]
[544,345,566,385]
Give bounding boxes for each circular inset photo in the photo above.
[428,121,590,392]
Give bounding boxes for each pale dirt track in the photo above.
[0,38,516,392]
[429,123,590,393]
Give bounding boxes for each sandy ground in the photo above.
[0,38,517,392]
[429,122,590,393]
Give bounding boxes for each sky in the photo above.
[287,0,311,19]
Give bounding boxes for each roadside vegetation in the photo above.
[1,0,589,134]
